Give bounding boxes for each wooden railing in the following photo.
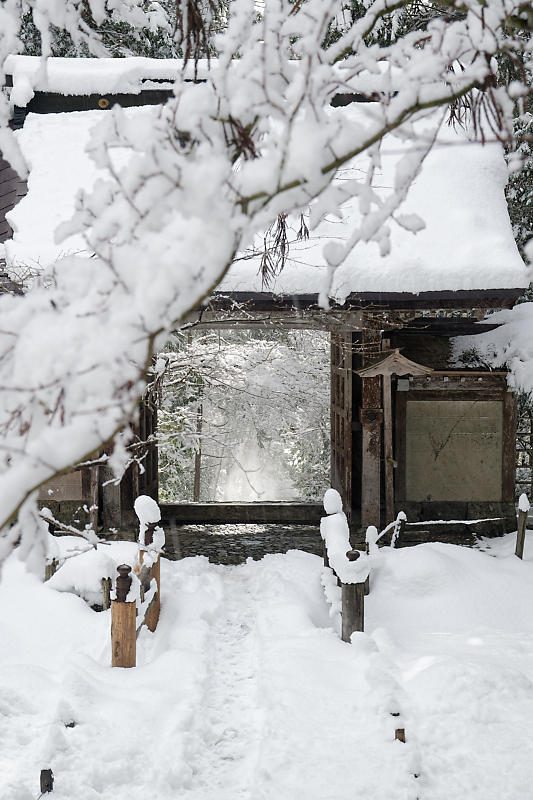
[111,555,161,668]
[111,499,163,668]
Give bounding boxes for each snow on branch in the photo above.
[0,0,532,563]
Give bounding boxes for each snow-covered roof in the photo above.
[222,109,528,299]
[5,55,191,106]
[4,55,387,108]
[1,102,528,298]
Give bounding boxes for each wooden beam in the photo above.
[183,308,364,331]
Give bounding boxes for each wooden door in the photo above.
[330,332,353,518]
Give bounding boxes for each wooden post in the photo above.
[361,377,382,529]
[101,577,112,610]
[341,581,364,641]
[40,769,54,793]
[395,728,406,743]
[44,558,58,581]
[515,504,529,559]
[383,373,395,525]
[145,555,161,633]
[111,565,136,668]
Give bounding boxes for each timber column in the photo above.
[360,326,383,529]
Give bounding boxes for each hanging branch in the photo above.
[259,213,289,289]
[173,0,223,73]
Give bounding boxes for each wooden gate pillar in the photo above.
[360,376,382,528]
[359,327,383,529]
[357,348,432,528]
[330,331,354,518]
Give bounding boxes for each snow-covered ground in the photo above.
[2,534,533,799]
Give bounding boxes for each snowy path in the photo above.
[180,569,262,800]
[6,537,533,799]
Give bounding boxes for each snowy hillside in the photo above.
[2,537,533,799]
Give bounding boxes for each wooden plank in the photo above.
[515,507,528,559]
[406,388,504,402]
[145,555,160,632]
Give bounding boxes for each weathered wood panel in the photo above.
[0,155,27,243]
[38,471,83,503]
[405,400,503,502]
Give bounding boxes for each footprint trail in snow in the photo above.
[181,568,262,800]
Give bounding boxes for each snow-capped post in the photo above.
[134,495,164,633]
[515,494,530,559]
[111,564,136,668]
[321,490,370,641]
[342,550,365,639]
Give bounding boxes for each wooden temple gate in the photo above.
[1,62,523,544]
[38,298,519,540]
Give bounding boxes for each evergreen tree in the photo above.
[19,1,226,59]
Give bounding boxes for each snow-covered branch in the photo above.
[0,0,532,562]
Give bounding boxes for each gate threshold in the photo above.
[160,502,323,526]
